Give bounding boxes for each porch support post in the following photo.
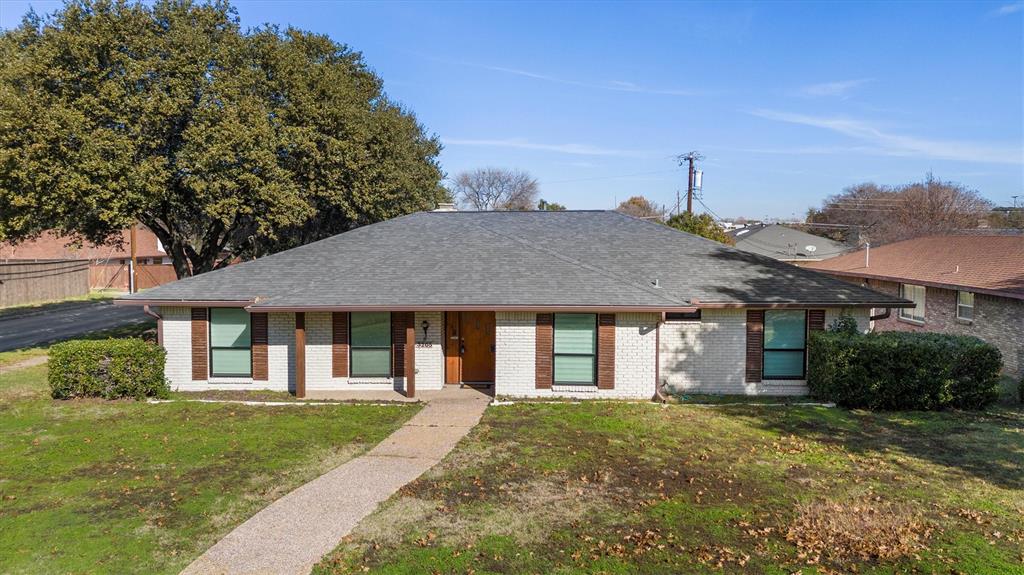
[405,316,416,398]
[295,312,306,398]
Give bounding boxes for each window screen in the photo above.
[350,312,391,377]
[209,308,251,377]
[553,314,597,385]
[762,310,806,379]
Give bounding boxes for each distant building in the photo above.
[805,232,1024,377]
[0,225,176,290]
[728,224,851,264]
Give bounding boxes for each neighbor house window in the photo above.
[898,284,926,322]
[553,313,597,385]
[350,312,391,377]
[957,291,975,321]
[209,308,251,377]
[762,310,806,380]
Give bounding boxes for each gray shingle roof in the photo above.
[729,224,851,261]
[119,210,908,309]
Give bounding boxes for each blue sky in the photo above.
[2,1,1022,218]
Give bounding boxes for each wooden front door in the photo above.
[447,311,495,383]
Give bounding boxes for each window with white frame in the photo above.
[898,284,926,322]
[956,291,974,321]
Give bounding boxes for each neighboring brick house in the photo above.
[806,233,1024,377]
[117,209,908,399]
[0,225,176,290]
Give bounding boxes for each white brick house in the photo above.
[120,211,908,399]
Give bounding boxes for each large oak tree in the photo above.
[0,0,446,277]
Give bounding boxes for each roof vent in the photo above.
[651,278,661,288]
[433,202,457,212]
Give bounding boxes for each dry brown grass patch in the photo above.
[786,497,934,564]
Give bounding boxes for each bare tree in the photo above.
[616,196,667,221]
[807,174,993,245]
[452,168,539,211]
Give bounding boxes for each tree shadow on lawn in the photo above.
[719,404,1024,491]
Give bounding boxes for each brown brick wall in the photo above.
[251,312,268,381]
[191,308,208,381]
[392,312,411,378]
[833,275,1023,377]
[332,312,349,378]
[745,310,764,382]
[535,313,553,389]
[597,313,616,389]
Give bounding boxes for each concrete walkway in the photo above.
[181,386,491,575]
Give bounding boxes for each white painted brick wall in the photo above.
[158,306,192,389]
[413,311,444,391]
[158,307,291,392]
[659,307,870,396]
[494,311,658,399]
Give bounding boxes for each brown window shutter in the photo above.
[251,313,268,381]
[808,309,826,332]
[191,308,208,381]
[391,312,410,378]
[597,313,616,389]
[745,310,764,383]
[535,313,553,389]
[332,312,349,377]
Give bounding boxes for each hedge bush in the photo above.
[807,330,1002,411]
[49,338,169,400]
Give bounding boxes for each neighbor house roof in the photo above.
[805,233,1024,300]
[118,210,908,310]
[729,224,850,261]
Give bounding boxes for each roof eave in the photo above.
[810,269,1024,301]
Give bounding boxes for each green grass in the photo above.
[0,363,421,574]
[315,402,1024,575]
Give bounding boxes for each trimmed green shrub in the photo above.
[807,330,1002,411]
[49,338,169,400]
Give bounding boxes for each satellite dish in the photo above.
[805,245,817,253]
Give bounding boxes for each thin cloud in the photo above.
[990,2,1023,16]
[442,137,658,158]
[797,78,873,98]
[466,63,701,96]
[749,109,1023,165]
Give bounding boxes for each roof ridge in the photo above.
[462,217,688,306]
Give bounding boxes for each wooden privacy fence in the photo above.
[90,263,177,290]
[0,259,89,308]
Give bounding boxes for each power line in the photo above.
[540,168,679,185]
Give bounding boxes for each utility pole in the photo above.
[677,151,704,215]
[129,224,137,294]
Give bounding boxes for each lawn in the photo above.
[316,400,1024,574]
[0,364,421,574]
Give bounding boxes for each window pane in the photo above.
[351,312,391,347]
[554,355,595,384]
[210,308,250,348]
[351,349,391,377]
[211,348,251,376]
[764,351,804,378]
[900,285,925,321]
[764,310,806,349]
[958,291,974,307]
[957,305,974,320]
[554,314,596,354]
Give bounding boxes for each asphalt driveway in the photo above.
[0,300,150,351]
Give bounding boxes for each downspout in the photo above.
[143,305,163,346]
[652,313,668,403]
